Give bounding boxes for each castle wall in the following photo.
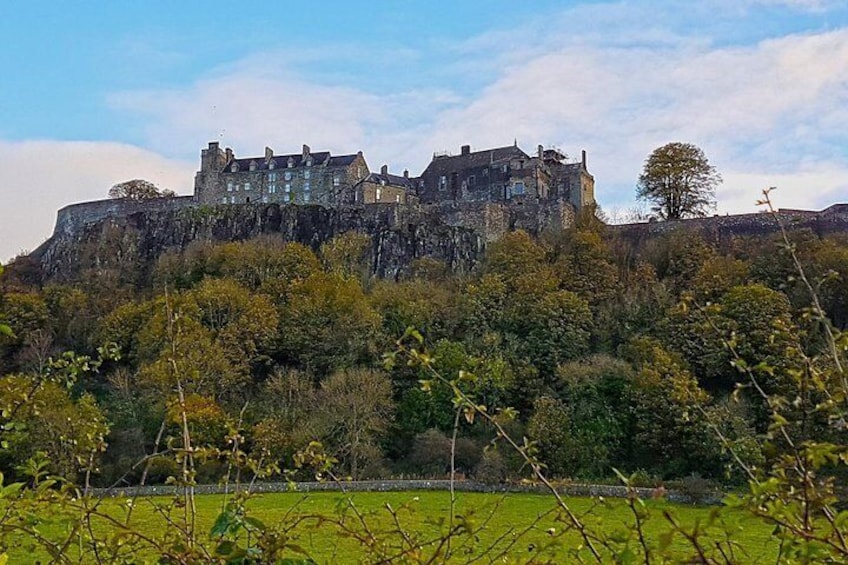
[52,196,197,238]
[611,204,848,244]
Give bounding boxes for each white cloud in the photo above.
[11,4,838,264]
[0,141,192,263]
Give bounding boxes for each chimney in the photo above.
[581,150,587,168]
[461,144,471,156]
[381,164,388,175]
[265,146,274,161]
[538,144,544,158]
[302,144,310,160]
[403,169,409,179]
[225,147,233,163]
[208,141,220,152]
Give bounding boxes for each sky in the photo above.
[1,0,847,262]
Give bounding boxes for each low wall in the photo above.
[91,479,717,505]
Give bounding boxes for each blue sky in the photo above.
[2,0,848,261]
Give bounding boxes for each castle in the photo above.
[193,140,594,213]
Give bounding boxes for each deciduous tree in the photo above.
[637,142,721,220]
[108,179,175,200]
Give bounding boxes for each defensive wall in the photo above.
[611,204,848,243]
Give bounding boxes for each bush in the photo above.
[474,450,507,484]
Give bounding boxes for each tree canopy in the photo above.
[108,179,176,200]
[636,142,721,220]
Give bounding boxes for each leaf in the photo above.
[210,512,232,538]
[215,540,237,556]
[244,516,266,531]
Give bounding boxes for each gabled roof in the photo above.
[365,172,415,189]
[423,145,530,176]
[225,151,359,172]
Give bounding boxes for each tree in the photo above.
[636,142,721,220]
[108,179,175,200]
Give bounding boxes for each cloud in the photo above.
[0,141,192,263]
[100,4,848,227]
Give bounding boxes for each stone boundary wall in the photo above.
[90,479,716,505]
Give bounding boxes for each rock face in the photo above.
[34,199,489,282]
[33,195,579,282]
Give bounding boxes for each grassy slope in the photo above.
[9,491,775,563]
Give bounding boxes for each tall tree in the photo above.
[637,142,721,220]
[108,179,175,200]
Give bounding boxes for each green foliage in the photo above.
[636,141,721,219]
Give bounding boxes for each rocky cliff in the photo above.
[34,200,487,282]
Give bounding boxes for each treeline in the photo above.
[1,213,847,488]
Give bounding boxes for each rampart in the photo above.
[612,204,848,243]
[52,196,197,238]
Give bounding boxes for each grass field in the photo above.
[7,490,776,563]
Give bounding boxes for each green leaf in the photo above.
[215,540,237,556]
[244,516,266,531]
[210,512,232,538]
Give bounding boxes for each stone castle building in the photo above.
[193,140,594,213]
[418,143,594,210]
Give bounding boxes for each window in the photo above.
[230,195,236,203]
[268,183,276,194]
[285,183,291,193]
[376,188,382,201]
[333,175,340,187]
[269,160,276,170]
[304,181,311,192]
[304,170,311,180]
[304,193,311,203]
[284,171,292,181]
[249,161,257,171]
[231,163,238,172]
[287,158,294,168]
[306,158,312,167]
[227,182,233,192]
[439,175,447,190]
[235,184,240,191]
[512,182,525,195]
[269,172,277,182]
[284,193,290,203]
[262,195,268,203]
[467,175,475,187]
[395,194,400,203]
[221,197,228,204]
[244,182,251,191]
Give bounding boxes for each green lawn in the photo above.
[6,490,776,563]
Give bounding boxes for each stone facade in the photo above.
[194,142,370,206]
[417,143,595,210]
[357,165,418,205]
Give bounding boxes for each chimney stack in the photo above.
[581,150,587,168]
[302,144,311,160]
[403,169,409,179]
[225,147,233,163]
[381,164,388,176]
[538,144,544,158]
[461,144,471,156]
[265,146,274,161]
